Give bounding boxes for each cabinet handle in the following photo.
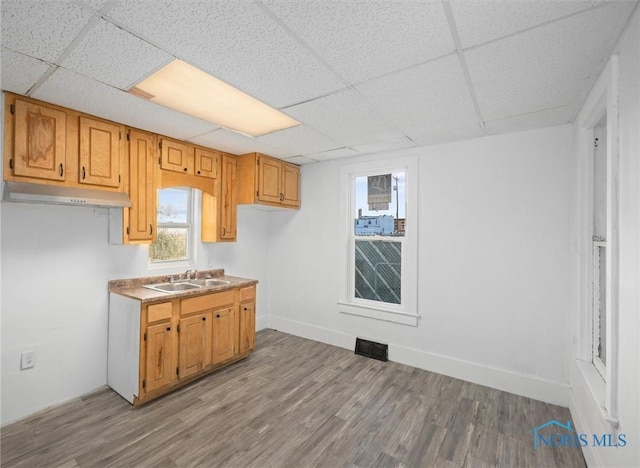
[183,167,188,172]
[166,327,171,331]
[243,307,247,311]
[216,314,220,318]
[149,224,153,235]
[197,170,201,175]
[203,316,206,321]
[82,166,86,180]
[59,163,64,177]
[222,227,226,236]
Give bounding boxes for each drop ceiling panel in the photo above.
[1,1,93,62]
[283,156,316,165]
[264,0,454,84]
[405,122,485,147]
[106,1,344,108]
[0,48,51,95]
[350,137,416,155]
[189,128,283,157]
[305,147,360,162]
[61,19,173,89]
[284,89,404,147]
[451,0,603,49]
[484,105,574,135]
[466,2,635,122]
[257,125,343,158]
[356,55,479,142]
[32,67,218,140]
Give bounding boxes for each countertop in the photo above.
[108,269,258,304]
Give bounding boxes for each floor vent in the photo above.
[355,338,388,362]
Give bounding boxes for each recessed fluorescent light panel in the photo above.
[130,59,299,137]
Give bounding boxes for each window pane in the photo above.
[158,188,189,223]
[597,245,606,365]
[355,172,405,236]
[149,227,188,262]
[355,240,401,304]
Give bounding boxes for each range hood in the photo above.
[3,181,132,208]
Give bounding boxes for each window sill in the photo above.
[338,302,419,326]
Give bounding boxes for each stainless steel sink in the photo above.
[189,278,231,287]
[143,282,202,293]
[143,278,231,293]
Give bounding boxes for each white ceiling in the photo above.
[1,0,637,164]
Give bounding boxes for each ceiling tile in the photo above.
[350,137,416,155]
[61,19,173,89]
[466,2,635,122]
[32,67,218,140]
[405,122,485,147]
[264,0,454,84]
[284,89,404,147]
[484,105,574,135]
[1,1,94,62]
[188,128,283,157]
[283,156,316,165]
[257,124,343,158]
[0,48,51,95]
[78,0,113,12]
[106,1,344,108]
[451,0,604,49]
[356,55,478,143]
[304,147,360,162]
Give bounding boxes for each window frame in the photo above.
[338,155,418,326]
[148,187,196,268]
[575,56,619,424]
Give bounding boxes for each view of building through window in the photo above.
[353,171,406,305]
[149,187,192,263]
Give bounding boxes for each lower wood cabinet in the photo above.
[108,284,256,405]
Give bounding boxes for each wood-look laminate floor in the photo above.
[2,330,585,468]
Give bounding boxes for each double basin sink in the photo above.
[144,278,230,293]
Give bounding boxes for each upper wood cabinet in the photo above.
[126,129,157,243]
[195,147,218,179]
[202,153,237,242]
[160,137,190,174]
[237,153,301,209]
[12,98,67,182]
[79,116,123,188]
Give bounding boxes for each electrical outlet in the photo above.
[20,351,34,370]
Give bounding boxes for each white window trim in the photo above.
[148,187,197,269]
[575,55,619,425]
[338,155,418,326]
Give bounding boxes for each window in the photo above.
[149,187,194,264]
[353,172,405,305]
[339,156,418,326]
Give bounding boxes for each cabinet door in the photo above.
[281,163,300,207]
[128,130,157,242]
[13,99,66,181]
[145,322,174,393]
[79,116,121,187]
[179,313,211,379]
[195,148,218,179]
[212,306,235,363]
[220,154,237,239]
[160,138,190,174]
[257,156,281,204]
[239,302,256,353]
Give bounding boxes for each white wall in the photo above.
[0,200,270,425]
[267,124,574,405]
[570,7,640,467]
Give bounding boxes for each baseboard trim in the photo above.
[268,314,569,406]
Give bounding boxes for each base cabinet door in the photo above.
[239,302,256,354]
[178,313,211,379]
[145,322,174,393]
[212,306,235,363]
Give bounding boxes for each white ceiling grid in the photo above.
[1,0,637,164]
